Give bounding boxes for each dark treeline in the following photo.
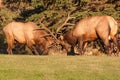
[0,0,120,54]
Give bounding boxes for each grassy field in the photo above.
[0,55,120,80]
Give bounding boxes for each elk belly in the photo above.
[83,34,97,41]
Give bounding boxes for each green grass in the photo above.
[0,55,120,80]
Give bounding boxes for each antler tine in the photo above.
[56,13,75,33]
[39,18,58,41]
[39,17,45,23]
[67,13,76,21]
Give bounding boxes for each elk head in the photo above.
[34,17,60,48]
[35,13,75,54]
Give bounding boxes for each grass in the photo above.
[0,55,120,80]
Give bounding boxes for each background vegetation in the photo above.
[0,0,120,54]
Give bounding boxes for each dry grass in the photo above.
[0,54,120,80]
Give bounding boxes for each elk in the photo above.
[59,15,119,55]
[3,21,56,55]
[73,16,119,55]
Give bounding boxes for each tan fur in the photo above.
[3,22,54,55]
[0,0,2,7]
[59,30,77,53]
[73,16,119,55]
[61,16,119,55]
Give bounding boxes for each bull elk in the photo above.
[3,21,56,55]
[59,15,119,56]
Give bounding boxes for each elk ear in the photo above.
[59,35,64,40]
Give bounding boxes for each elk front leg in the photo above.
[43,49,49,55]
[27,45,39,55]
[83,42,88,52]
[42,46,49,55]
[70,46,75,55]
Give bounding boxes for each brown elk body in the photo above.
[60,16,119,55]
[3,22,54,55]
[42,14,119,55]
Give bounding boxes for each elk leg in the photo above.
[27,45,39,55]
[113,36,120,50]
[6,34,14,54]
[68,46,75,55]
[42,46,49,55]
[7,42,13,55]
[112,35,120,56]
[43,49,49,55]
[71,46,75,55]
[32,46,39,55]
[99,35,111,55]
[103,39,111,56]
[78,37,84,55]
[96,27,111,55]
[83,42,87,52]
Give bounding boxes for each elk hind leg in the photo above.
[78,37,84,55]
[7,41,14,54]
[96,27,111,55]
[112,35,120,56]
[6,34,14,54]
[102,38,111,55]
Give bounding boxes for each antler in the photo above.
[39,17,58,41]
[56,13,75,33]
